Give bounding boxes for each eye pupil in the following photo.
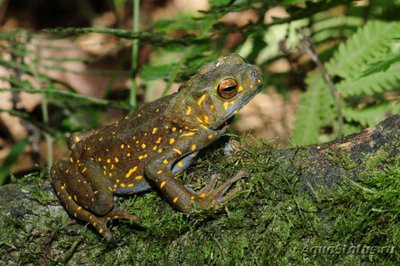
[218,79,239,99]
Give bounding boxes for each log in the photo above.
[0,114,399,265]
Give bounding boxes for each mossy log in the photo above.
[0,114,399,265]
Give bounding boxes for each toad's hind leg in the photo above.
[51,160,140,240]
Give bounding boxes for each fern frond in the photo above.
[338,63,400,97]
[292,71,334,145]
[361,54,400,77]
[343,103,398,127]
[326,21,400,80]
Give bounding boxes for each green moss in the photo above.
[1,138,399,265]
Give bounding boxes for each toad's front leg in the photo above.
[144,132,246,213]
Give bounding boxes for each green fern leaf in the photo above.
[292,71,334,145]
[326,21,400,80]
[338,63,400,97]
[343,103,398,127]
[361,54,400,77]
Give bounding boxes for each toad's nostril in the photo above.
[250,70,257,78]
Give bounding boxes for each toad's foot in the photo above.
[90,206,142,241]
[196,169,248,210]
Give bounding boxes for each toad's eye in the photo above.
[217,79,238,99]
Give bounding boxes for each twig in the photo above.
[30,39,54,173]
[297,29,344,137]
[129,0,140,108]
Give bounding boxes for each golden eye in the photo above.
[217,79,238,99]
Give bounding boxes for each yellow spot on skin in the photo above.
[152,128,157,134]
[98,157,102,162]
[70,157,74,163]
[238,85,244,92]
[114,157,119,163]
[230,100,235,105]
[191,144,197,151]
[138,155,144,160]
[126,166,138,178]
[163,159,169,165]
[143,154,148,158]
[103,170,107,175]
[135,175,143,180]
[173,148,182,155]
[157,170,163,174]
[127,153,131,157]
[141,143,147,149]
[197,94,206,105]
[65,169,69,174]
[156,137,162,144]
[153,145,157,151]
[208,134,213,140]
[116,179,120,183]
[196,117,203,123]
[82,167,87,173]
[204,116,210,124]
[99,228,104,234]
[169,138,175,144]
[178,161,184,167]
[99,137,103,142]
[77,206,82,210]
[109,172,112,177]
[107,159,111,163]
[210,105,215,109]
[75,136,80,142]
[74,213,77,217]
[186,106,192,115]
[180,132,195,137]
[257,79,262,84]
[94,190,99,194]
[74,195,77,201]
[103,165,107,170]
[128,183,134,188]
[60,185,65,190]
[158,148,163,153]
[121,183,126,188]
[199,192,206,198]
[111,164,115,170]
[173,197,179,203]
[223,102,229,110]
[160,181,166,189]
[121,144,125,149]
[191,196,195,200]
[172,127,177,132]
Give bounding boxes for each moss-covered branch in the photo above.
[0,114,399,265]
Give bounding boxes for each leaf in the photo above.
[343,104,397,127]
[360,54,400,77]
[0,139,28,186]
[292,71,333,145]
[326,21,400,81]
[338,63,400,97]
[140,64,179,81]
